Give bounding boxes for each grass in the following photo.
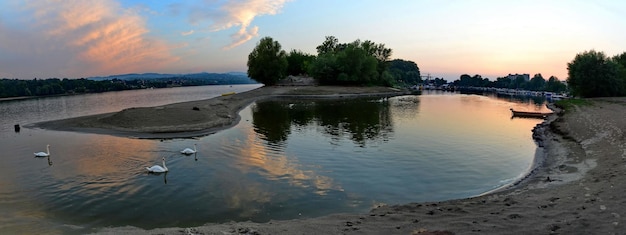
[554,99,592,112]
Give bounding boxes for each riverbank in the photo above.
[35,85,407,139]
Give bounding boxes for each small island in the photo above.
[35,85,408,138]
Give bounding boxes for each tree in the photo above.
[309,36,394,86]
[335,43,379,85]
[316,36,339,55]
[247,37,288,86]
[527,73,546,91]
[613,52,626,87]
[388,59,421,85]
[493,76,512,88]
[567,50,624,97]
[286,49,315,76]
[308,53,339,84]
[545,76,567,93]
[454,74,489,87]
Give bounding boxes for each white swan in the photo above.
[34,145,50,157]
[146,157,168,173]
[181,144,197,155]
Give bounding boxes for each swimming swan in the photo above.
[34,145,50,157]
[181,144,197,155]
[146,157,168,173]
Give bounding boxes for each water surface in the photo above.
[0,88,547,234]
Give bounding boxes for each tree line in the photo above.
[247,36,422,87]
[451,49,626,98]
[452,73,567,93]
[0,76,248,99]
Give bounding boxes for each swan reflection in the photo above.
[147,170,168,184]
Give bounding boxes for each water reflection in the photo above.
[252,98,397,147]
[459,90,550,112]
[388,96,421,120]
[0,89,546,232]
[147,172,168,184]
[34,155,53,166]
[238,125,342,196]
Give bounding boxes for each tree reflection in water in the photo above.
[251,97,396,147]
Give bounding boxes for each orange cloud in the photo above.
[23,0,178,77]
[193,0,290,49]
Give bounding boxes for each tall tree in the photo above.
[612,52,626,88]
[316,36,339,55]
[310,36,393,86]
[247,37,288,86]
[567,50,624,97]
[545,76,567,93]
[388,59,421,85]
[528,73,546,91]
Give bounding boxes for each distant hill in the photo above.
[88,72,258,85]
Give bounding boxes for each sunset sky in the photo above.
[1,0,624,81]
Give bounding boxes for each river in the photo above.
[0,86,549,234]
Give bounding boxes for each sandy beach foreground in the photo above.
[37,87,626,234]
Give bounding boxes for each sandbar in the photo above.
[36,85,407,139]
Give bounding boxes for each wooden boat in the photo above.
[510,108,552,118]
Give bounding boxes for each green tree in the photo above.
[310,36,393,86]
[308,53,339,85]
[493,76,512,88]
[612,52,626,88]
[247,37,288,86]
[454,74,489,87]
[388,59,421,85]
[528,73,546,91]
[286,49,315,76]
[335,43,379,85]
[567,50,624,97]
[545,76,567,93]
[316,36,339,54]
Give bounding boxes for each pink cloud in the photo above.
[8,0,179,78]
[190,0,290,49]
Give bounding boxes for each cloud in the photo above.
[181,30,195,36]
[190,0,290,49]
[1,0,178,78]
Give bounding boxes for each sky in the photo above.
[1,0,625,81]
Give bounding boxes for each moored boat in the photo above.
[510,108,552,118]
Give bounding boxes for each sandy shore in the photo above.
[36,86,407,139]
[37,88,626,234]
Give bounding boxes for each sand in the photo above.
[36,87,626,234]
[36,85,406,139]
